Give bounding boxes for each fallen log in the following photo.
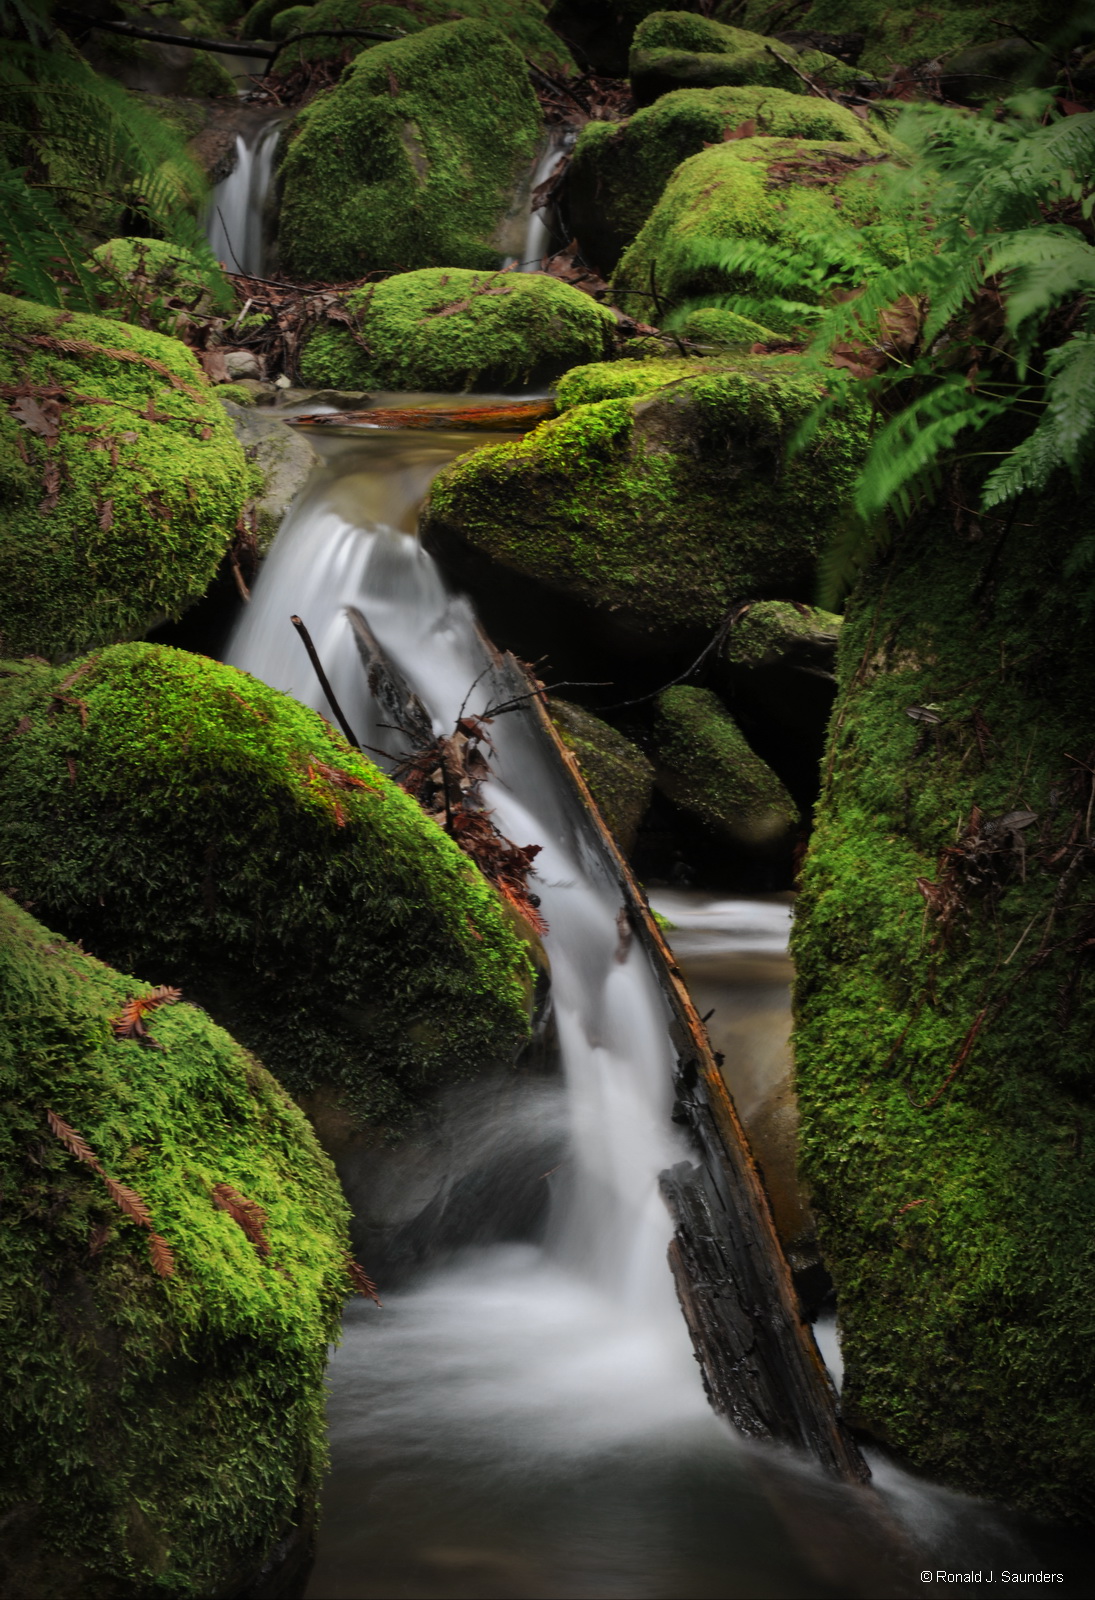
[345,605,433,749]
[478,641,867,1483]
[290,401,556,433]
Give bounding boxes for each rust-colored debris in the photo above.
[290,400,557,432]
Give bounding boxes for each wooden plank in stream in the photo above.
[477,641,867,1484]
[290,401,557,432]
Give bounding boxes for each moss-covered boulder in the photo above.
[0,295,248,661]
[653,684,798,853]
[422,357,867,666]
[629,12,858,105]
[272,0,573,71]
[545,0,701,76]
[0,644,533,1130]
[792,481,1095,1521]
[276,21,542,280]
[300,268,618,392]
[0,894,351,1598]
[611,137,900,333]
[87,237,233,338]
[568,84,884,274]
[549,698,654,854]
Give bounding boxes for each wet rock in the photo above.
[421,356,867,673]
[0,646,536,1134]
[0,295,247,661]
[567,83,886,275]
[629,13,858,106]
[299,267,617,393]
[652,685,799,854]
[0,894,351,1600]
[549,698,654,854]
[222,348,262,381]
[276,21,542,279]
[938,36,1056,103]
[611,135,897,335]
[219,399,319,547]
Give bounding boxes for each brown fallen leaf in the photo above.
[39,461,61,513]
[10,394,61,442]
[97,496,114,531]
[723,118,757,141]
[112,985,182,1049]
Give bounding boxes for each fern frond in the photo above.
[854,380,1006,523]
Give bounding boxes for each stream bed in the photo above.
[225,415,1090,1599]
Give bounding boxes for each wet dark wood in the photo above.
[290,401,557,433]
[345,606,433,748]
[478,643,867,1483]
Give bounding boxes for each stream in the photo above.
[223,421,1088,1597]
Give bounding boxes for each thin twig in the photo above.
[290,615,360,748]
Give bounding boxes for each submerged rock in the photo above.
[276,20,541,280]
[652,685,798,853]
[568,83,885,274]
[611,136,899,334]
[629,12,858,105]
[0,295,248,661]
[0,894,351,1598]
[793,478,1095,1521]
[0,645,534,1130]
[422,356,867,669]
[549,698,654,855]
[299,267,617,392]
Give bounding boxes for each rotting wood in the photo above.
[477,642,867,1483]
[290,401,557,433]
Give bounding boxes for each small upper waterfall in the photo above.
[205,120,283,277]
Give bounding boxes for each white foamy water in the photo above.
[205,120,282,277]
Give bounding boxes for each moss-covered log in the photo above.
[793,482,1095,1522]
[276,20,541,280]
[549,698,653,855]
[0,295,249,661]
[0,894,351,1597]
[0,644,533,1130]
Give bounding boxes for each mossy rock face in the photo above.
[271,0,573,70]
[569,84,884,274]
[0,295,248,661]
[611,137,899,334]
[241,0,303,36]
[0,894,351,1598]
[184,48,238,97]
[629,12,858,105]
[270,1,314,36]
[87,237,232,338]
[0,645,533,1130]
[549,698,654,855]
[720,598,840,672]
[792,482,1095,1521]
[545,0,702,76]
[300,268,618,392]
[729,0,1058,78]
[277,21,542,280]
[652,684,798,851]
[422,357,868,665]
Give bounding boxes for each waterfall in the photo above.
[204,120,282,278]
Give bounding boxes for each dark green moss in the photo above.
[300,267,617,392]
[276,21,542,280]
[569,84,886,273]
[629,12,858,104]
[792,482,1095,1521]
[0,644,533,1130]
[422,356,869,655]
[0,295,249,661]
[653,684,798,849]
[0,894,351,1597]
[611,137,903,333]
[549,698,654,855]
[273,0,573,70]
[722,598,840,669]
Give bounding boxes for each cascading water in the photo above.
[205,120,282,277]
[225,421,1080,1597]
[518,133,572,272]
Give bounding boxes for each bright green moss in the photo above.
[274,0,573,69]
[277,21,542,280]
[554,354,703,407]
[0,893,351,1597]
[0,645,533,1130]
[549,698,654,854]
[792,482,1095,1521]
[674,305,778,346]
[629,11,858,104]
[422,356,868,653]
[653,684,798,849]
[611,137,903,332]
[300,267,617,392]
[87,237,233,336]
[569,84,885,273]
[0,295,249,661]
